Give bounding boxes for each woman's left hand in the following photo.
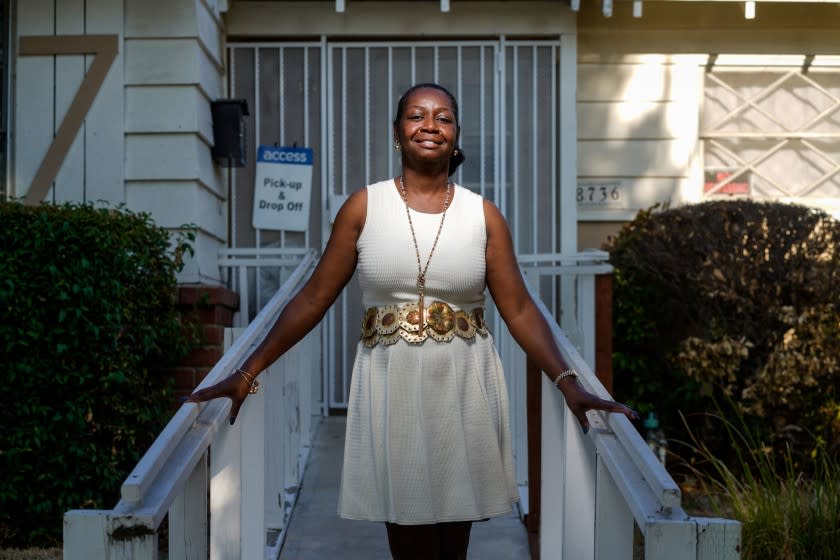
[555,377,639,434]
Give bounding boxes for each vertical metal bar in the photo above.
[341,47,347,195]
[231,48,238,249]
[255,48,262,312]
[480,46,485,198]
[532,46,538,252]
[498,36,506,215]
[322,37,332,416]
[303,48,310,148]
[493,39,505,339]
[365,46,370,185]
[512,44,519,251]
[551,44,559,310]
[279,47,285,145]
[388,47,394,179]
[340,46,349,408]
[434,45,439,83]
[411,46,416,84]
[456,45,462,186]
[551,44,557,255]
[303,47,310,249]
[238,267,249,327]
[279,47,286,249]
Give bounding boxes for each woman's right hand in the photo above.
[182,372,254,424]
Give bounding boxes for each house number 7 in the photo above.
[19,35,119,205]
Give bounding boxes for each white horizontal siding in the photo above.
[578,139,693,177]
[578,60,699,102]
[124,0,227,283]
[125,0,198,37]
[125,39,223,99]
[577,56,702,220]
[126,134,224,196]
[126,180,226,241]
[197,0,224,66]
[126,86,214,144]
[125,0,224,66]
[578,101,693,140]
[178,230,226,284]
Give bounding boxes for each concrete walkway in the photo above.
[279,417,531,559]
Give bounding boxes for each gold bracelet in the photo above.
[553,368,577,388]
[236,368,260,394]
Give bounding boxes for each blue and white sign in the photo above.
[252,146,313,231]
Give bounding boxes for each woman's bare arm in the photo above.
[185,189,367,421]
[484,199,638,432]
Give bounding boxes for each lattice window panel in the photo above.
[701,65,840,200]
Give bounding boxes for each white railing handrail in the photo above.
[529,291,684,520]
[518,253,740,558]
[116,249,318,522]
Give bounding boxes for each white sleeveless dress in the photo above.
[337,179,518,524]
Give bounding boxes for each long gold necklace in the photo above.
[398,175,452,332]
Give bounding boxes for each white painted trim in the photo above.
[559,33,578,254]
[226,1,576,37]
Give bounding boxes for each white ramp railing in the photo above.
[219,247,313,327]
[503,253,741,560]
[64,249,320,559]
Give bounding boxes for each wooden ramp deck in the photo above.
[279,416,532,559]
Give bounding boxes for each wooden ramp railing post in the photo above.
[526,356,542,559]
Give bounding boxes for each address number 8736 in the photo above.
[577,184,622,204]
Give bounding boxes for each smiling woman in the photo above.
[185,82,638,560]
[393,83,466,181]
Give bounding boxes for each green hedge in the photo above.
[606,201,840,468]
[0,202,194,546]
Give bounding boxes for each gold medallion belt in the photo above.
[361,300,489,347]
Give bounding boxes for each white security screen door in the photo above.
[228,38,564,410]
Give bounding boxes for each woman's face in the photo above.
[394,87,458,167]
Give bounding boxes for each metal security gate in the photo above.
[227,38,566,412]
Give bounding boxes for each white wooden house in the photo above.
[5,0,838,275]
[7,0,838,406]
[4,1,835,557]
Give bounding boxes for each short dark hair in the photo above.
[394,83,466,176]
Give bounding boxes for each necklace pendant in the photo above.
[418,293,425,332]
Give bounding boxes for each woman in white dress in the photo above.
[186,83,639,560]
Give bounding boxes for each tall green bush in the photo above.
[606,201,840,466]
[0,202,194,546]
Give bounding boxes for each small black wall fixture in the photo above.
[211,99,249,168]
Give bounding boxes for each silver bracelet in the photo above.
[236,367,260,394]
[553,368,577,388]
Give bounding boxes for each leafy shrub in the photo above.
[0,202,195,546]
[606,201,840,466]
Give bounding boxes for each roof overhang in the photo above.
[322,0,840,18]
